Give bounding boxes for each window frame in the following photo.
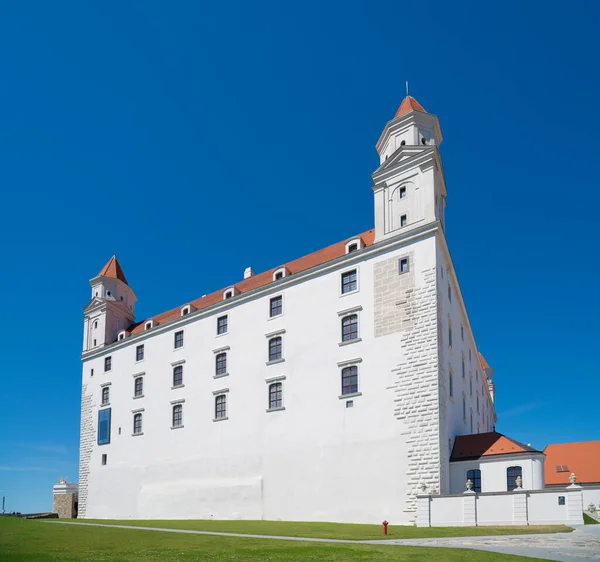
[341,314,359,342]
[172,404,183,428]
[134,376,144,397]
[214,394,227,420]
[269,295,283,318]
[400,214,407,227]
[174,330,184,349]
[467,469,482,493]
[507,466,523,492]
[268,336,283,362]
[133,412,143,435]
[172,365,184,387]
[104,356,112,372]
[136,344,144,362]
[101,386,110,406]
[399,257,410,274]
[217,315,228,335]
[215,352,227,376]
[268,382,283,410]
[340,268,358,295]
[341,365,359,397]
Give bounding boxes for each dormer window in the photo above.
[181,306,190,316]
[273,267,290,281]
[223,287,239,300]
[345,238,364,254]
[118,333,124,341]
[117,330,129,341]
[144,320,154,331]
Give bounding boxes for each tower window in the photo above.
[400,140,406,146]
[215,394,227,420]
[399,257,409,274]
[341,365,358,396]
[104,356,112,372]
[93,339,97,347]
[421,137,427,145]
[400,186,406,199]
[217,315,228,335]
[133,413,143,435]
[101,386,110,406]
[107,291,111,297]
[400,214,407,227]
[172,404,183,427]
[268,382,283,410]
[270,296,283,318]
[173,365,183,387]
[341,314,359,342]
[101,454,107,466]
[268,337,283,362]
[174,331,184,349]
[449,368,454,398]
[341,270,357,294]
[448,285,452,302]
[215,352,227,376]
[94,321,98,329]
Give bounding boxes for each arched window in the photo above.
[341,366,358,396]
[145,321,153,330]
[507,466,522,491]
[268,337,282,361]
[269,382,283,410]
[134,377,143,397]
[215,353,227,376]
[215,394,227,419]
[467,469,481,493]
[133,413,142,435]
[101,386,110,405]
[173,365,183,387]
[172,404,183,427]
[341,314,358,342]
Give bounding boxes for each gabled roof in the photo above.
[451,432,542,462]
[97,255,129,286]
[128,229,376,336]
[544,441,600,485]
[395,95,427,118]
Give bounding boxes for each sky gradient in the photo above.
[0,1,598,513]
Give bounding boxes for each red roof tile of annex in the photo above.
[128,229,376,335]
[451,432,541,461]
[544,441,600,485]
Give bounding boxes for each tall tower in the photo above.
[82,256,137,351]
[372,95,446,241]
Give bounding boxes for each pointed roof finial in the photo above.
[406,80,409,97]
[97,255,129,286]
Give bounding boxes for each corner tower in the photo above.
[372,95,447,242]
[82,256,137,352]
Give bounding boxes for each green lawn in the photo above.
[0,517,547,561]
[584,513,599,524]
[81,517,572,540]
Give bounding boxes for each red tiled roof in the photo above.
[451,432,541,461]
[129,229,376,335]
[395,95,427,118]
[544,441,600,485]
[97,255,128,286]
[479,353,490,370]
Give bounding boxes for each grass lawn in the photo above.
[584,513,599,524]
[0,517,547,562]
[81,517,572,540]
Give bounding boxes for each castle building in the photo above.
[79,95,498,523]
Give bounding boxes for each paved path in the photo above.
[45,521,600,561]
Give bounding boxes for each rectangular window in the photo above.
[448,285,452,302]
[215,394,227,419]
[104,356,112,372]
[341,270,357,294]
[98,408,111,445]
[101,386,110,405]
[467,469,482,493]
[400,186,406,198]
[399,257,409,274]
[215,352,227,375]
[470,378,473,396]
[341,365,358,396]
[173,365,183,387]
[461,326,464,341]
[268,337,283,361]
[101,454,107,466]
[136,345,144,361]
[174,331,184,349]
[449,368,454,398]
[449,324,453,348]
[270,295,283,318]
[400,214,407,227]
[217,315,228,335]
[507,466,523,491]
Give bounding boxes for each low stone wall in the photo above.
[417,484,584,527]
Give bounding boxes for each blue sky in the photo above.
[0,1,598,513]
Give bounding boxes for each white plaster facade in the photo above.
[78,97,497,523]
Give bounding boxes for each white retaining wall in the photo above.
[418,485,585,527]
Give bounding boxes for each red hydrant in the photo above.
[382,520,389,535]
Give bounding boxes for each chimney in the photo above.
[244,267,254,279]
